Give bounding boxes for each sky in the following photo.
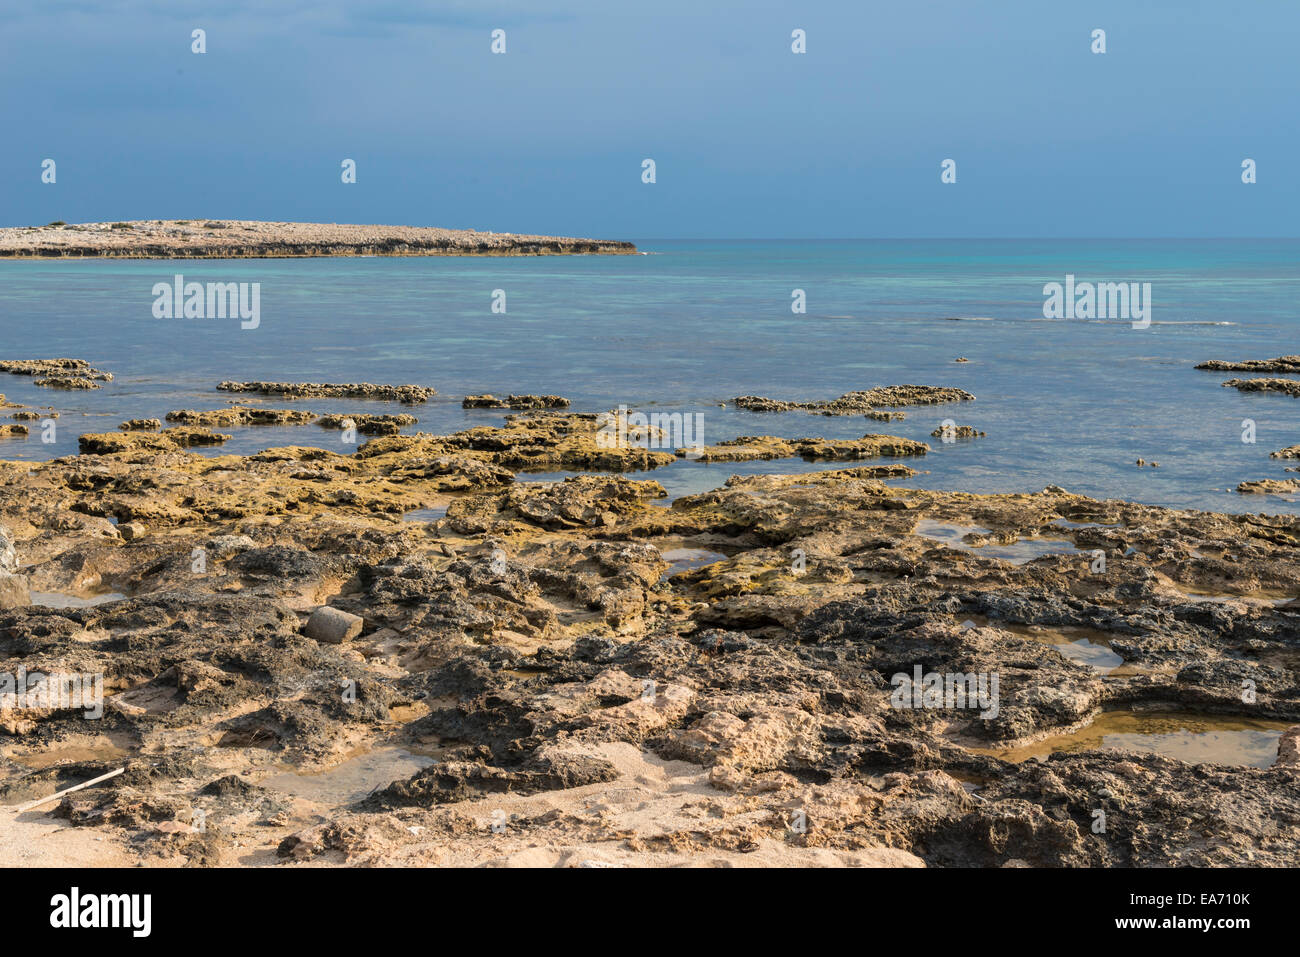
[0,0,1295,238]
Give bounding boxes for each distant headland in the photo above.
[0,220,637,259]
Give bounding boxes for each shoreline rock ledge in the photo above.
[0,220,637,259]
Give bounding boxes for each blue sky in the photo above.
[0,0,1294,237]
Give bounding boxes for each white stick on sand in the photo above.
[15,767,125,813]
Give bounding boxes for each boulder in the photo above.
[303,605,364,644]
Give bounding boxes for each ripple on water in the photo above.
[972,711,1295,767]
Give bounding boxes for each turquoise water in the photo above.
[2,239,1298,513]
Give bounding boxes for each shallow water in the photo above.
[975,711,1295,767]
[261,748,436,805]
[29,591,127,609]
[960,618,1130,673]
[4,739,133,774]
[1169,585,1297,607]
[3,240,1300,514]
[659,547,729,579]
[1020,625,1126,673]
[915,519,1083,565]
[1056,640,1126,674]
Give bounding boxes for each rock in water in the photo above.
[303,606,364,643]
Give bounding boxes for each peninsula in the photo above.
[0,220,637,259]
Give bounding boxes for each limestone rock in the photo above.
[304,605,365,643]
[0,572,30,609]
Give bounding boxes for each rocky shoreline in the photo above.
[1,363,1298,867]
[0,221,637,259]
[1197,354,1300,496]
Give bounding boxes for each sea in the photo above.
[2,239,1298,513]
